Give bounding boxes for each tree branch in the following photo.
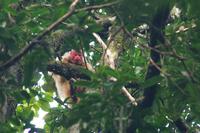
[0,0,120,71]
[174,118,189,133]
[92,33,107,50]
[93,28,137,106]
[122,87,137,106]
[140,4,170,108]
[47,63,90,80]
[0,0,80,71]
[74,1,120,12]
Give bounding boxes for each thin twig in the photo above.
[150,59,170,76]
[92,32,110,67]
[79,38,88,70]
[90,46,103,54]
[162,35,197,83]
[181,60,197,83]
[93,31,137,106]
[150,59,186,94]
[175,24,196,34]
[122,87,137,106]
[92,32,107,50]
[75,1,120,12]
[123,26,186,60]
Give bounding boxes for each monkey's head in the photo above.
[62,50,83,65]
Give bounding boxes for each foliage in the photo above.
[0,0,200,132]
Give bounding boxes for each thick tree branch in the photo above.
[174,118,189,133]
[47,63,90,80]
[127,4,171,132]
[140,4,170,108]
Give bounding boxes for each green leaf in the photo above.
[38,99,50,112]
[74,80,100,89]
[141,76,163,88]
[20,90,31,102]
[19,108,34,122]
[88,23,103,33]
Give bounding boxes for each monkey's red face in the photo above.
[69,50,83,65]
[62,50,83,65]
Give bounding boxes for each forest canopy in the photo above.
[0,0,200,132]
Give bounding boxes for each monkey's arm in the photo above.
[52,74,71,101]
